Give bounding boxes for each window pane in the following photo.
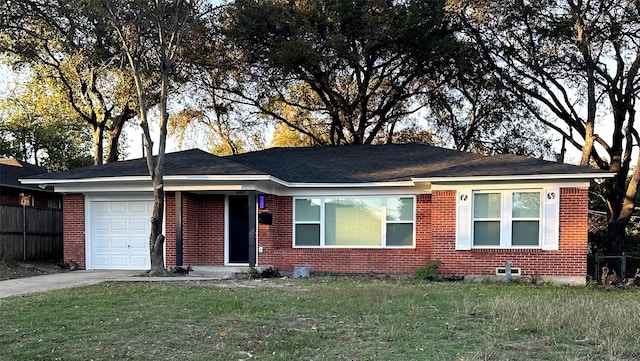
[473,221,500,246]
[295,224,320,246]
[473,193,501,218]
[512,221,540,246]
[512,192,540,219]
[387,198,414,221]
[295,198,321,222]
[325,198,382,246]
[386,223,413,246]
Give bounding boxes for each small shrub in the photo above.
[247,267,259,279]
[440,274,464,282]
[414,260,442,281]
[530,273,543,286]
[57,260,79,271]
[260,267,281,278]
[1,255,16,267]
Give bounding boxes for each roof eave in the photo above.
[281,181,416,188]
[19,176,150,185]
[413,172,615,183]
[20,174,282,184]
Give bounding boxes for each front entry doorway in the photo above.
[227,195,249,264]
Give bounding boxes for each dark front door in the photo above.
[228,195,249,264]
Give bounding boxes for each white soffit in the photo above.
[414,172,615,184]
[21,171,612,194]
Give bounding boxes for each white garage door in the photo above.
[89,200,153,270]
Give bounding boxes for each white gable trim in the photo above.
[432,181,590,191]
[415,173,613,183]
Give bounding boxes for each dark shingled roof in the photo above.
[228,144,605,182]
[28,149,264,180]
[0,158,53,191]
[25,144,607,183]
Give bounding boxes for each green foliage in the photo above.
[0,255,16,267]
[414,260,442,281]
[247,267,259,279]
[0,76,93,170]
[0,0,139,165]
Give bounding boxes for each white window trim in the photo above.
[293,195,416,248]
[471,189,542,249]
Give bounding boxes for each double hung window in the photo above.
[472,190,541,248]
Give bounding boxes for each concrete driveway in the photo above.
[0,271,137,298]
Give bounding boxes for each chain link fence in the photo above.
[589,252,640,283]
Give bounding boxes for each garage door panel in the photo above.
[129,236,147,249]
[93,220,109,231]
[92,202,109,212]
[110,202,127,212]
[110,219,129,231]
[89,200,153,270]
[93,237,110,249]
[129,255,148,268]
[129,219,148,231]
[110,255,130,267]
[92,255,110,268]
[110,237,128,248]
[128,202,148,212]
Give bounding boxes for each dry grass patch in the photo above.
[484,288,640,360]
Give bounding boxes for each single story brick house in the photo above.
[22,144,611,284]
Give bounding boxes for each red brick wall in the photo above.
[62,193,86,269]
[165,193,225,266]
[431,188,588,277]
[165,194,176,266]
[63,187,590,276]
[257,195,432,274]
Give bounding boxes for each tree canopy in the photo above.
[450,0,640,255]
[0,76,93,170]
[0,0,138,165]
[221,0,463,145]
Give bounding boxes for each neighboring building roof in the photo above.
[22,144,611,184]
[0,158,54,191]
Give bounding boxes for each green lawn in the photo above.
[1,278,639,361]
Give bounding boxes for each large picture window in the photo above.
[472,190,541,248]
[294,196,415,248]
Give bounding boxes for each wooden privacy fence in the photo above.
[0,205,63,261]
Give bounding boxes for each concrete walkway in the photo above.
[0,271,226,299]
[0,271,137,298]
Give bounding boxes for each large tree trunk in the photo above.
[606,221,625,256]
[91,126,104,165]
[105,108,136,163]
[105,124,124,163]
[149,177,165,273]
[605,219,626,276]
